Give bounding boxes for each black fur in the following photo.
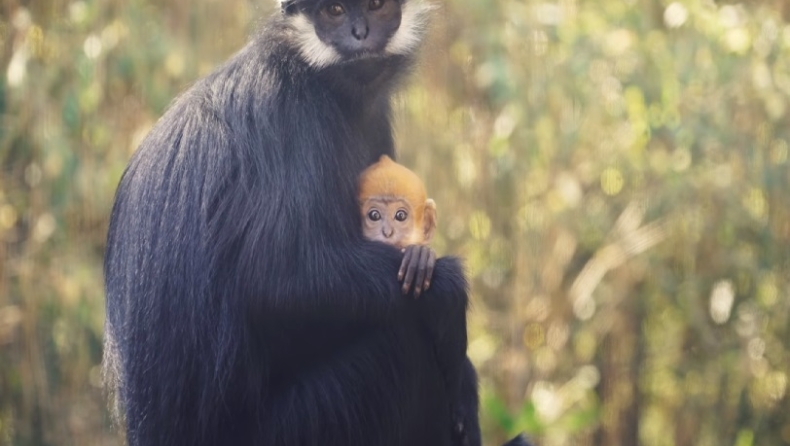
[503,434,536,446]
[103,5,490,446]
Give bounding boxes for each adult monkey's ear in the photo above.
[422,199,437,244]
[280,0,298,15]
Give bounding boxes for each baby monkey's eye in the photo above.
[369,0,384,11]
[326,3,345,16]
[394,210,408,222]
[368,209,382,221]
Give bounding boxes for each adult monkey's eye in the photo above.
[394,210,408,222]
[368,209,382,221]
[369,0,384,11]
[326,3,346,16]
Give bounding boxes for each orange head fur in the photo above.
[358,155,436,248]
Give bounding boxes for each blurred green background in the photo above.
[2,0,790,445]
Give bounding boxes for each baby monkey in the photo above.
[358,155,437,297]
[359,155,485,446]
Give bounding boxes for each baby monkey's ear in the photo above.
[422,199,437,243]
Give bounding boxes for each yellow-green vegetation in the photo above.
[2,1,790,445]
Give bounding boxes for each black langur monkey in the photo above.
[103,0,531,445]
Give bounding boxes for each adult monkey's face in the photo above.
[282,0,433,68]
[310,0,402,57]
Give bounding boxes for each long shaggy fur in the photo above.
[102,4,490,446]
[386,0,437,55]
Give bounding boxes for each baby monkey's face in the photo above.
[361,197,422,249]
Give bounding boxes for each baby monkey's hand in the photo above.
[398,245,437,298]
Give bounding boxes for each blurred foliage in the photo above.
[2,0,790,445]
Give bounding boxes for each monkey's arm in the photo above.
[398,198,439,298]
[258,242,466,333]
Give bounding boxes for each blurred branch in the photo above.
[570,201,667,310]
[0,306,23,345]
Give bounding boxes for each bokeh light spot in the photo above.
[33,213,57,243]
[743,188,768,221]
[770,139,788,164]
[664,3,689,29]
[83,34,102,59]
[0,205,17,230]
[469,211,491,240]
[523,323,545,350]
[710,280,735,324]
[601,167,624,196]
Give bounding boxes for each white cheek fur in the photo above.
[386,0,436,56]
[289,14,343,69]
